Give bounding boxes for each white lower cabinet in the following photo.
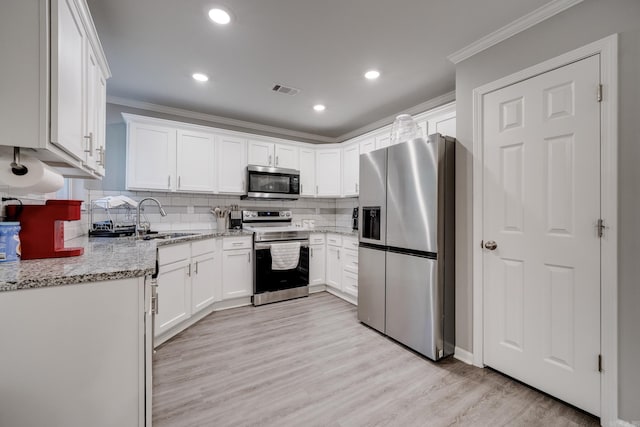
[221,235,253,300]
[156,247,191,336]
[326,243,342,289]
[190,239,220,313]
[309,244,326,286]
[342,270,358,297]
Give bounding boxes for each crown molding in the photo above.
[336,90,456,142]
[106,96,337,143]
[447,0,584,64]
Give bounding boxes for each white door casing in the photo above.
[472,34,618,424]
[483,55,600,415]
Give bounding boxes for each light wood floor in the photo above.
[153,292,599,427]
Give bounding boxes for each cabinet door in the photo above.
[428,111,456,138]
[94,71,107,177]
[341,247,359,274]
[177,129,216,192]
[342,270,358,297]
[299,148,315,197]
[342,144,359,197]
[309,244,326,286]
[84,44,99,171]
[50,0,86,161]
[247,140,274,166]
[315,149,341,197]
[326,245,342,289]
[222,249,253,299]
[127,122,176,190]
[191,252,218,313]
[218,135,247,194]
[359,138,376,155]
[275,144,299,169]
[375,134,391,149]
[156,259,191,336]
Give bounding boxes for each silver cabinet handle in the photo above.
[232,242,243,246]
[268,155,272,165]
[310,247,314,257]
[168,175,171,188]
[83,133,93,153]
[195,261,199,274]
[276,156,279,166]
[96,146,105,166]
[187,263,191,277]
[316,185,319,195]
[150,281,158,315]
[178,176,181,188]
[337,249,340,260]
[301,184,303,193]
[247,252,251,263]
[484,240,498,251]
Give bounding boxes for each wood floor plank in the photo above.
[153,292,599,427]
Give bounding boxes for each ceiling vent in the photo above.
[272,84,300,96]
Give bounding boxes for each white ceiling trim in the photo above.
[446,0,584,64]
[106,95,337,143]
[337,91,456,142]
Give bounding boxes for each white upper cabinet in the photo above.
[316,148,341,197]
[218,135,247,194]
[359,137,376,155]
[375,133,391,149]
[248,140,299,169]
[428,110,456,138]
[299,148,316,197]
[126,121,176,191]
[0,0,110,178]
[176,129,216,192]
[275,144,299,169]
[342,143,359,197]
[50,0,86,162]
[247,140,273,166]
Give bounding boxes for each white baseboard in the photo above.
[309,284,327,294]
[325,286,357,305]
[454,346,474,365]
[614,420,640,427]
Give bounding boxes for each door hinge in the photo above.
[480,240,484,249]
[598,354,603,372]
[597,218,605,238]
[597,84,603,102]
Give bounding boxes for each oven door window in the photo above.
[255,246,309,294]
[249,173,291,194]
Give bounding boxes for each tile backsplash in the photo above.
[1,182,359,241]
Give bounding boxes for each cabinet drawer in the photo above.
[342,270,358,297]
[223,236,252,250]
[326,234,342,247]
[342,248,358,273]
[309,233,325,245]
[191,238,216,256]
[158,243,190,266]
[342,237,358,250]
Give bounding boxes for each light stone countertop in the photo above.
[0,230,253,293]
[304,227,358,237]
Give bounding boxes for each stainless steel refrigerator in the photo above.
[357,133,455,361]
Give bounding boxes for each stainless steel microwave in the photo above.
[243,165,300,200]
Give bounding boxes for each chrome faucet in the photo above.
[136,197,167,236]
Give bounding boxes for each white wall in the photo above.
[454,0,640,421]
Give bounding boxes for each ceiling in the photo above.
[87,0,551,140]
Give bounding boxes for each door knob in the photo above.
[484,240,498,250]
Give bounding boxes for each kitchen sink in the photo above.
[137,232,199,241]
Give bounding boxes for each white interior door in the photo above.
[482,55,601,415]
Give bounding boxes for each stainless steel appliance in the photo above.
[242,210,310,306]
[242,165,300,200]
[357,134,455,361]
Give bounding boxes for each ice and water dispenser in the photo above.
[361,207,381,241]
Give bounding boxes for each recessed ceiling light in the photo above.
[208,8,231,25]
[364,70,380,80]
[313,104,326,112]
[192,73,209,82]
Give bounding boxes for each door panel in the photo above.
[386,138,437,252]
[358,148,386,245]
[385,251,438,360]
[357,247,385,333]
[483,55,601,415]
[177,130,216,192]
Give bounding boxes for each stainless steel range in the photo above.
[242,210,310,306]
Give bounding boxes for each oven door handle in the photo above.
[255,241,309,250]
